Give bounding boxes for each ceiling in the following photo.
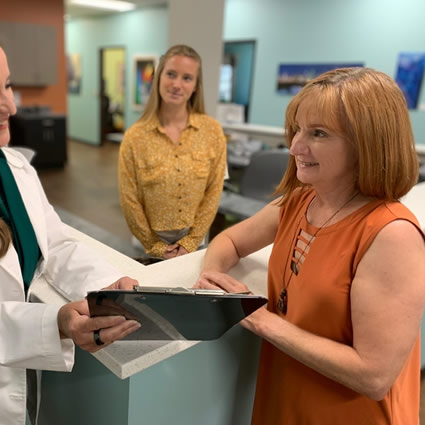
[65,0,167,19]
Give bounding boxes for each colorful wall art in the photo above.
[133,55,158,110]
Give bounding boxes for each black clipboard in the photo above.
[87,286,267,341]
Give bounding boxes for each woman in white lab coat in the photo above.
[0,47,140,425]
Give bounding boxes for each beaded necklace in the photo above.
[277,191,360,315]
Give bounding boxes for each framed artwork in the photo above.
[276,63,364,95]
[395,52,425,109]
[67,53,82,95]
[132,55,158,110]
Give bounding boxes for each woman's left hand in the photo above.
[163,244,179,259]
[163,244,188,259]
[176,245,188,256]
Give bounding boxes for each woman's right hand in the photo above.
[163,244,188,259]
[163,243,179,259]
[195,270,251,293]
[57,300,141,352]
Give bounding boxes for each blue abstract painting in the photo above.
[395,52,425,109]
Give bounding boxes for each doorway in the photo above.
[99,46,126,145]
[222,40,256,122]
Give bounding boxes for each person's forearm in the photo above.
[246,309,406,401]
[201,231,242,273]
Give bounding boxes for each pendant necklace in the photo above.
[277,191,360,315]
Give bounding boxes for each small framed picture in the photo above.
[395,52,425,109]
[132,55,158,110]
[67,53,82,95]
[276,63,364,95]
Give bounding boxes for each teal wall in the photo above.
[66,0,425,145]
[66,6,168,144]
[223,0,425,144]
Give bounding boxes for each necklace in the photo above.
[277,190,360,315]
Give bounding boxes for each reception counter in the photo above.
[31,207,425,424]
[32,225,271,425]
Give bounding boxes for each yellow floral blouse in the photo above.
[118,113,227,257]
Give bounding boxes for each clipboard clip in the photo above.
[133,286,253,296]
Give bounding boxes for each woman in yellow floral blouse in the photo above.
[119,45,227,260]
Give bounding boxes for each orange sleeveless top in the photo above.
[251,188,423,425]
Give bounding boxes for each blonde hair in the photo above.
[139,44,205,123]
[276,67,418,203]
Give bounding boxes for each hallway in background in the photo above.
[37,139,137,256]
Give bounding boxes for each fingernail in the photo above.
[129,320,141,329]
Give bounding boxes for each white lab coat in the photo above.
[0,148,123,425]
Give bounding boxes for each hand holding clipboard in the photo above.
[87,286,267,341]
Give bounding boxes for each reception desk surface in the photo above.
[31,225,271,379]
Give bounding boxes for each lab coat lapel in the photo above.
[0,242,25,288]
[18,178,48,262]
[3,150,49,262]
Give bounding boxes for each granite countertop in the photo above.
[31,225,271,379]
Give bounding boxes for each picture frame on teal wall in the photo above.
[67,53,82,95]
[276,63,364,95]
[395,52,425,109]
[132,55,158,110]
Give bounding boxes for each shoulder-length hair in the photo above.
[139,44,205,123]
[276,67,418,204]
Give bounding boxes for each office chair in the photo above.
[219,149,290,220]
[419,163,425,183]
